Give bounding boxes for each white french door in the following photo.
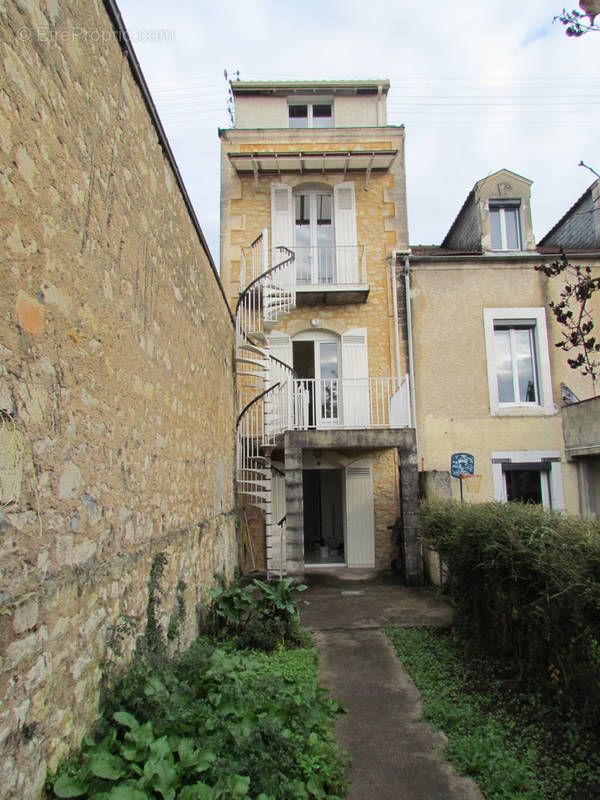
[293,333,339,428]
[294,189,334,285]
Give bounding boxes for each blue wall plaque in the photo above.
[450,453,474,478]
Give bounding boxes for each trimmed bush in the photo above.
[420,499,600,704]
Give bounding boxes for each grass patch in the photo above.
[387,627,600,800]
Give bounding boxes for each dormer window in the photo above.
[289,102,333,128]
[489,201,522,250]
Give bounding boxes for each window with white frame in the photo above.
[270,181,359,285]
[489,201,522,250]
[483,308,555,416]
[288,102,333,128]
[492,451,564,510]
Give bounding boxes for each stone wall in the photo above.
[0,2,237,796]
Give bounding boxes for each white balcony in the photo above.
[240,235,369,305]
[288,376,410,431]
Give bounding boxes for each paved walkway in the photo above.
[300,569,484,800]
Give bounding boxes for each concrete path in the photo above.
[300,569,484,800]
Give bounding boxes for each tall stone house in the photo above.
[407,169,600,554]
[219,81,421,583]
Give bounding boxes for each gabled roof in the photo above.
[441,169,533,251]
[538,179,599,246]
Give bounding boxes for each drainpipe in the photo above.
[403,252,418,443]
[389,256,402,381]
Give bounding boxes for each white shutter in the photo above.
[267,332,294,429]
[333,182,358,283]
[267,469,287,574]
[345,460,375,567]
[267,332,292,368]
[341,328,370,427]
[270,182,294,286]
[271,182,293,249]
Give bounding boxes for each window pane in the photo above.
[294,195,311,283]
[317,194,332,224]
[513,328,536,402]
[504,207,521,249]
[494,328,514,402]
[295,194,310,225]
[319,342,338,380]
[312,104,332,127]
[490,207,502,250]
[289,105,308,128]
[319,342,338,419]
[505,470,542,504]
[316,194,334,279]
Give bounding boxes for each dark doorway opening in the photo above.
[303,468,345,565]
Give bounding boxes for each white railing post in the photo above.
[262,227,269,276]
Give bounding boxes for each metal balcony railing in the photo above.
[241,230,367,288]
[293,246,366,286]
[289,376,410,430]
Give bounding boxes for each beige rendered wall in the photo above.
[233,93,384,130]
[0,3,237,796]
[410,258,585,512]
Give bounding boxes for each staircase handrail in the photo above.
[235,246,295,316]
[236,382,281,429]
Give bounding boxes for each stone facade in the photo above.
[220,83,421,583]
[0,2,237,795]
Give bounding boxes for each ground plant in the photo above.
[419,499,600,705]
[387,627,600,800]
[47,579,347,800]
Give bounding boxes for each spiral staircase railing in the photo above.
[235,242,296,576]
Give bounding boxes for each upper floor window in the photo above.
[493,322,538,404]
[489,201,522,250]
[289,103,333,128]
[483,308,555,416]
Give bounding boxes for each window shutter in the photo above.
[267,332,292,368]
[334,182,358,283]
[270,182,294,285]
[341,328,369,427]
[270,182,294,251]
[345,459,375,567]
[266,332,293,430]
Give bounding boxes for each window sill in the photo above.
[490,403,558,417]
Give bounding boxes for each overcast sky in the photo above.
[116,0,599,262]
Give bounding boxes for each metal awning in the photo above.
[229,150,397,177]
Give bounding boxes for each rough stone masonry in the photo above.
[0,2,238,796]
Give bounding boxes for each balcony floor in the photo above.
[296,284,369,305]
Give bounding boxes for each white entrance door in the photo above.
[344,459,375,567]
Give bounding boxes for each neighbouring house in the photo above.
[405,170,600,552]
[538,179,600,520]
[0,2,237,795]
[219,80,421,583]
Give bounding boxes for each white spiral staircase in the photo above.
[235,237,296,576]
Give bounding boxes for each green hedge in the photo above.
[420,499,600,703]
